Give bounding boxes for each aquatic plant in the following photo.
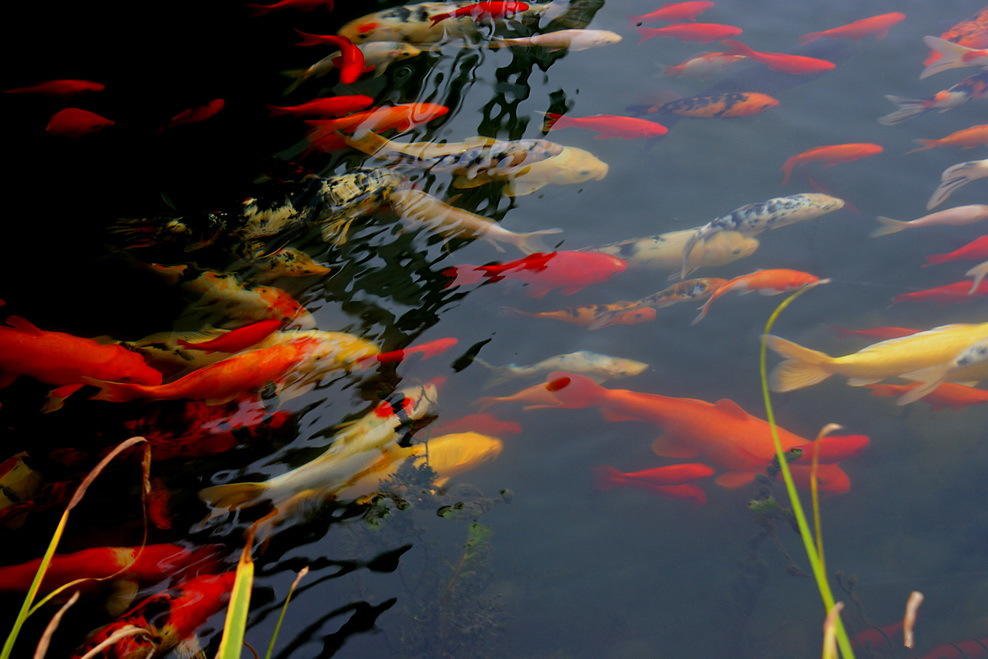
[217,529,256,659]
[264,566,308,659]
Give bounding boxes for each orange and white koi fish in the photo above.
[921,36,988,79]
[693,269,828,324]
[799,12,905,44]
[304,103,450,151]
[631,1,714,25]
[872,205,988,237]
[664,51,746,77]
[909,124,988,153]
[178,269,316,328]
[781,143,883,184]
[721,40,835,74]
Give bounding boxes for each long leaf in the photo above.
[217,529,256,659]
[263,566,308,659]
[32,591,79,659]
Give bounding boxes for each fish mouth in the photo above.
[594,165,609,180]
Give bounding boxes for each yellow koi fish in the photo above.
[596,228,759,274]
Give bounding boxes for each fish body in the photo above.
[443,251,627,297]
[542,113,669,139]
[294,32,366,83]
[893,280,988,304]
[161,98,224,131]
[909,124,988,153]
[873,205,988,238]
[665,51,747,77]
[799,12,905,44]
[176,319,282,353]
[4,79,105,95]
[478,350,648,386]
[430,1,529,26]
[587,278,726,329]
[781,144,882,184]
[339,1,545,44]
[594,463,714,503]
[834,326,920,340]
[921,36,988,79]
[250,247,332,281]
[879,71,988,126]
[289,43,422,85]
[268,95,374,118]
[505,302,657,328]
[45,108,114,137]
[693,269,827,324]
[867,382,988,411]
[259,330,381,377]
[632,1,714,24]
[599,228,758,273]
[722,40,835,74]
[652,91,779,118]
[925,8,988,66]
[305,103,450,151]
[638,23,742,43]
[457,144,608,195]
[181,271,315,327]
[492,29,623,52]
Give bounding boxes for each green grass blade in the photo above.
[263,566,308,659]
[217,530,256,659]
[759,287,854,659]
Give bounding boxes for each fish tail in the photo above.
[920,36,973,79]
[798,31,822,45]
[198,482,268,509]
[906,139,938,154]
[761,335,834,392]
[509,228,563,254]
[878,95,931,126]
[928,163,981,210]
[870,216,910,238]
[82,378,147,403]
[593,466,625,491]
[542,112,565,132]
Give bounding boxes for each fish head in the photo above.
[596,30,624,45]
[415,432,504,479]
[933,90,968,110]
[954,339,988,367]
[398,381,441,421]
[613,358,650,377]
[258,248,331,278]
[799,193,845,213]
[538,146,609,185]
[747,93,780,113]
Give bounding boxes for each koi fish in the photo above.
[909,124,988,153]
[929,159,988,210]
[429,1,529,26]
[304,103,450,151]
[722,40,835,74]
[45,107,114,137]
[178,270,315,327]
[631,1,714,25]
[453,144,609,196]
[286,42,422,88]
[648,92,779,118]
[4,79,105,95]
[638,23,742,43]
[268,95,374,118]
[442,251,627,298]
[763,322,988,392]
[594,463,714,504]
[294,31,366,84]
[475,379,564,410]
[879,71,988,126]
[430,412,522,436]
[161,98,224,131]
[693,269,828,324]
[599,229,759,273]
[504,302,657,328]
[476,350,648,387]
[834,326,920,340]
[873,205,988,238]
[925,8,988,66]
[541,372,865,493]
[248,0,332,15]
[176,319,282,353]
[587,278,727,329]
[250,247,332,281]
[387,188,561,253]
[665,51,746,77]
[892,279,988,304]
[866,382,988,411]
[799,12,905,44]
[491,29,623,52]
[542,113,669,139]
[894,337,988,405]
[921,36,988,79]
[73,572,235,659]
[781,143,882,184]
[361,337,456,364]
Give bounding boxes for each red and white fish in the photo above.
[429,1,530,26]
[305,103,450,151]
[294,31,366,84]
[442,251,627,298]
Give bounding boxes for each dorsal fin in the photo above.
[714,398,749,419]
[5,316,42,334]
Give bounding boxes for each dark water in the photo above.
[4,0,988,657]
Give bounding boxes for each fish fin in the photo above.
[846,377,882,387]
[714,472,756,489]
[198,481,268,509]
[870,216,909,237]
[105,579,139,617]
[721,40,755,58]
[928,162,983,210]
[906,139,938,155]
[798,31,822,45]
[593,465,625,491]
[896,374,946,405]
[42,383,85,413]
[966,264,988,293]
[878,95,930,126]
[650,435,699,459]
[679,230,702,280]
[4,316,42,334]
[714,398,749,419]
[503,179,546,197]
[82,377,144,403]
[921,36,976,79]
[762,335,834,392]
[509,228,563,255]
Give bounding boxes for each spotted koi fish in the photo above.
[645,92,779,118]
[587,278,727,329]
[504,302,657,328]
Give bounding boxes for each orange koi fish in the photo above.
[248,0,332,15]
[631,1,714,25]
[505,302,657,328]
[781,143,883,184]
[74,572,235,659]
[799,12,906,44]
[925,236,988,265]
[693,269,828,324]
[268,95,374,118]
[909,124,988,153]
[305,103,450,151]
[443,251,627,298]
[176,319,282,353]
[638,22,742,43]
[922,37,988,79]
[161,98,225,132]
[45,108,114,137]
[595,463,714,504]
[649,92,779,118]
[430,1,529,26]
[722,40,835,74]
[5,79,105,95]
[542,113,669,139]
[834,326,920,340]
[866,382,988,411]
[294,31,366,84]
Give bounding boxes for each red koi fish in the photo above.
[176,319,282,353]
[442,251,627,298]
[722,40,835,75]
[834,326,920,340]
[542,113,669,139]
[799,12,906,44]
[294,31,366,84]
[693,269,828,324]
[268,94,374,118]
[431,412,522,436]
[362,337,459,364]
[781,143,883,184]
[631,1,714,25]
[866,382,988,411]
[638,22,741,43]
[0,544,218,592]
[73,572,235,659]
[595,463,714,504]
[430,1,529,26]
[5,79,104,95]
[892,279,988,304]
[248,0,332,15]
[161,98,225,132]
[925,235,988,266]
[45,108,114,137]
[305,103,450,151]
[543,372,865,493]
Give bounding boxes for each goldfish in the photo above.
[892,280,988,304]
[781,143,883,184]
[45,107,114,137]
[763,322,988,392]
[429,1,529,26]
[249,247,332,281]
[176,319,282,353]
[879,72,988,126]
[799,12,905,44]
[248,0,331,14]
[921,36,988,79]
[631,1,714,25]
[873,205,988,238]
[929,159,988,210]
[387,188,562,253]
[540,372,865,493]
[199,382,438,509]
[721,40,835,74]
[294,31,365,84]
[834,326,920,340]
[431,412,522,436]
[594,463,714,504]
[286,42,422,87]
[866,382,988,411]
[304,103,450,151]
[476,351,648,386]
[693,269,828,324]
[542,113,669,139]
[491,29,623,52]
[504,302,657,328]
[680,193,844,278]
[599,229,759,273]
[268,95,374,118]
[4,79,105,95]
[0,315,161,412]
[160,98,224,131]
[664,51,746,77]
[73,572,235,659]
[909,124,988,153]
[648,91,779,118]
[638,23,742,43]
[443,251,627,298]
